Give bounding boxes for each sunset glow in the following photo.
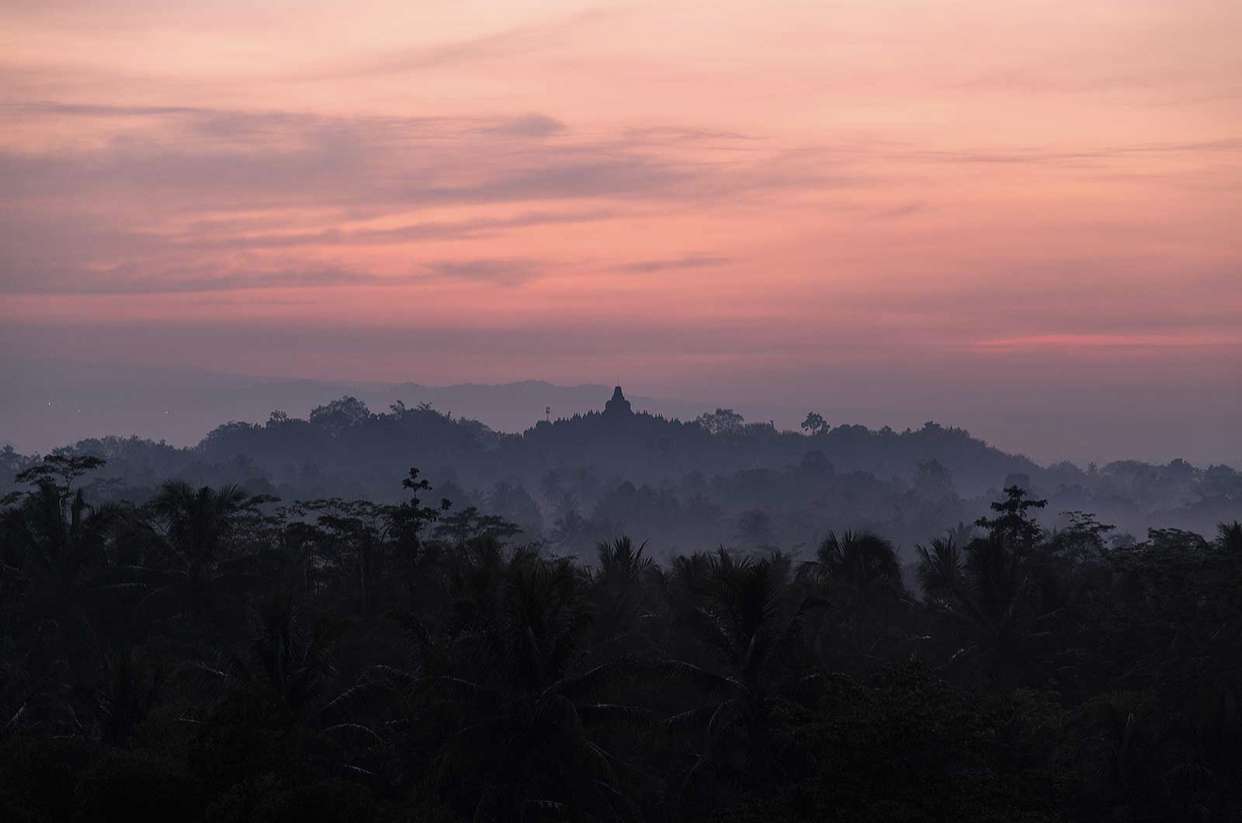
[2,0,1239,458]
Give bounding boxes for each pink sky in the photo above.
[1,0,1239,461]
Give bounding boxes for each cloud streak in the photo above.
[618,255,734,274]
[0,260,547,295]
[0,100,838,299]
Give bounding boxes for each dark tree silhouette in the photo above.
[1,447,1239,823]
[976,484,1047,550]
[2,479,121,613]
[128,480,265,624]
[659,549,824,813]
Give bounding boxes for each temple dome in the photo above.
[604,385,633,416]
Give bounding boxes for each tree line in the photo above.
[3,394,1237,558]
[1,454,1240,821]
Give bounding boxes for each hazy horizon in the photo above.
[2,354,1237,469]
[3,0,1239,466]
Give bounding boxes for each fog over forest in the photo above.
[4,380,1237,563]
[2,381,1240,821]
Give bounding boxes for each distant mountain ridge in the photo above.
[0,357,806,453]
[2,356,1237,469]
[4,384,1236,548]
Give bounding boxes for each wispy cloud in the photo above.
[618,255,733,273]
[480,114,567,138]
[0,266,375,295]
[872,201,926,220]
[311,8,615,79]
[0,101,777,208]
[157,209,619,251]
[0,99,821,298]
[970,333,1242,351]
[422,259,543,286]
[0,259,549,295]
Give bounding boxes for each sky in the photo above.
[1,0,1240,463]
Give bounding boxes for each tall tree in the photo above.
[131,480,263,624]
[976,485,1047,550]
[660,549,823,812]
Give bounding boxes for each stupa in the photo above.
[603,385,633,416]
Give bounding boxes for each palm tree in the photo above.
[93,646,164,747]
[342,552,653,820]
[799,529,902,590]
[914,532,1055,686]
[130,480,262,624]
[799,529,907,665]
[588,537,660,658]
[915,534,965,607]
[153,480,249,563]
[595,536,653,582]
[659,549,823,812]
[1216,520,1242,553]
[1,479,121,613]
[179,589,339,718]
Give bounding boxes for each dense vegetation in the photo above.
[1,448,1240,822]
[3,389,1237,559]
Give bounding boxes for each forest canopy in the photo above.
[1,445,1240,821]
[2,389,1236,563]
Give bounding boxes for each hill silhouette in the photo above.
[4,386,1236,557]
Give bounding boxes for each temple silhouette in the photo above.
[603,385,633,416]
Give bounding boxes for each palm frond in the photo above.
[647,659,732,693]
[576,702,656,732]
